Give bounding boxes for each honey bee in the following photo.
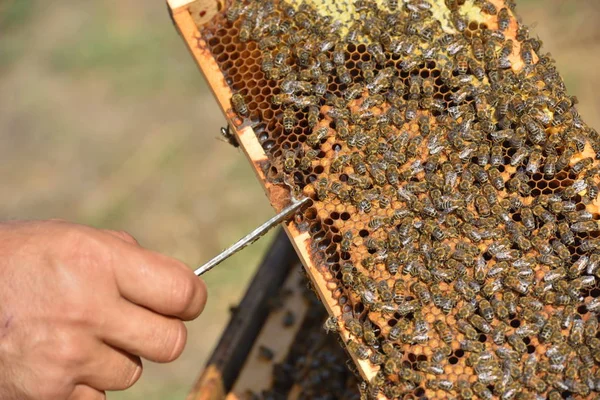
[238,19,252,42]
[231,93,248,116]
[564,314,583,347]
[315,177,329,201]
[471,36,484,61]
[455,50,468,74]
[258,35,280,51]
[488,322,507,347]
[361,320,377,346]
[344,317,363,337]
[498,7,510,31]
[521,41,534,65]
[330,154,349,174]
[387,321,405,342]
[427,379,454,392]
[260,51,274,74]
[399,366,423,385]
[581,239,600,252]
[415,361,444,376]
[474,195,491,217]
[572,157,594,174]
[587,177,599,199]
[323,315,339,333]
[488,167,504,190]
[283,149,296,173]
[455,319,477,340]
[469,313,492,334]
[225,0,245,22]
[584,315,599,342]
[478,0,497,14]
[539,315,559,342]
[340,230,354,253]
[367,42,386,66]
[356,195,372,214]
[386,255,399,276]
[451,10,467,32]
[408,75,421,100]
[506,333,527,354]
[298,148,317,171]
[307,127,329,148]
[551,239,571,260]
[361,94,385,110]
[281,108,296,133]
[461,339,485,353]
[433,320,453,344]
[369,351,385,366]
[455,380,474,400]
[343,83,363,101]
[405,100,418,121]
[335,65,351,85]
[347,340,369,360]
[270,93,292,106]
[456,299,477,320]
[410,282,431,305]
[341,262,354,287]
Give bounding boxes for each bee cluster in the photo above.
[248,277,361,400]
[201,0,600,398]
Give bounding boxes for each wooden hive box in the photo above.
[186,230,360,400]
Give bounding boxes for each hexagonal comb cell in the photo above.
[197,0,600,398]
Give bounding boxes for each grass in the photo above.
[47,4,201,97]
[0,0,35,69]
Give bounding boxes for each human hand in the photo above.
[0,220,207,399]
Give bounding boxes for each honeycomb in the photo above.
[197,0,600,398]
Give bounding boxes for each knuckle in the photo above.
[55,225,113,271]
[115,230,139,245]
[61,295,96,327]
[54,227,94,263]
[55,336,86,368]
[59,225,87,248]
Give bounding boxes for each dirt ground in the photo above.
[0,0,599,399]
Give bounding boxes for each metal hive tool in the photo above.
[169,0,600,398]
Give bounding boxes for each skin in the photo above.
[0,220,207,400]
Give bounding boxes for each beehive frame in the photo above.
[168,0,378,383]
[167,0,527,382]
[170,0,600,398]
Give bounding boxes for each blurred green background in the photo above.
[0,0,599,399]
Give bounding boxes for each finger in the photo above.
[109,240,207,320]
[68,385,106,400]
[79,343,142,391]
[100,299,188,363]
[102,229,140,246]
